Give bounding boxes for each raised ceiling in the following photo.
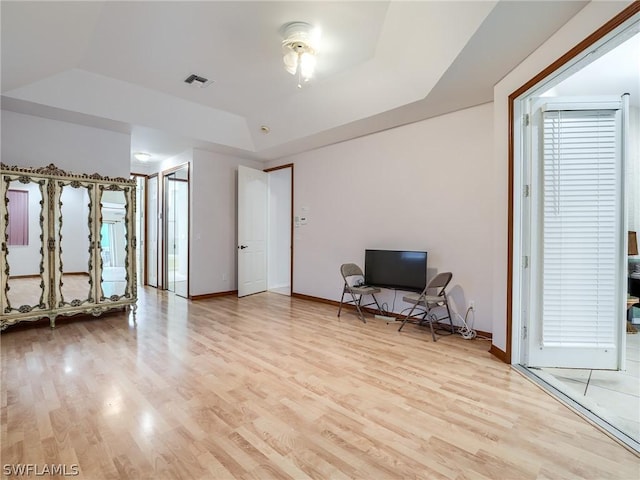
[1,1,590,165]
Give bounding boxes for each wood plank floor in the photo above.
[1,287,638,479]
[6,274,106,310]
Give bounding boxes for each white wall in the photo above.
[270,103,495,333]
[189,149,261,296]
[492,0,633,353]
[267,168,292,293]
[158,150,192,174]
[1,110,131,178]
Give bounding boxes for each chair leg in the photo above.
[426,312,437,342]
[428,300,454,341]
[355,294,367,323]
[398,303,419,331]
[371,294,383,316]
[444,297,455,334]
[337,288,346,317]
[346,290,366,323]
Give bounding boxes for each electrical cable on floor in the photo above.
[430,312,455,336]
[456,306,477,340]
[462,305,491,341]
[379,289,398,316]
[400,302,488,341]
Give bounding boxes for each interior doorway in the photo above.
[163,164,189,298]
[266,164,293,296]
[131,174,146,287]
[146,174,159,288]
[510,11,640,450]
[236,164,293,297]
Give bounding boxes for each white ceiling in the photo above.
[545,30,640,102]
[1,1,593,166]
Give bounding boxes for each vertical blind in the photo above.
[7,189,29,246]
[541,109,619,347]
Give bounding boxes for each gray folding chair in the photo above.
[337,263,382,323]
[398,272,454,341]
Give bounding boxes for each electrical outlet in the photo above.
[469,301,475,311]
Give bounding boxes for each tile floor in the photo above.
[532,328,639,445]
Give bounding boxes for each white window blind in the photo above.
[541,109,620,347]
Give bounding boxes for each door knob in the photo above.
[238,245,248,249]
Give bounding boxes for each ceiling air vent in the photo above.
[184,74,213,88]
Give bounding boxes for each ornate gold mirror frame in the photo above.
[98,183,133,303]
[1,163,137,332]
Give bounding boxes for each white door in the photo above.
[526,98,626,369]
[237,166,267,297]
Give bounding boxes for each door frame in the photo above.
[161,163,190,296]
[264,163,294,295]
[146,173,159,288]
[505,3,640,364]
[130,173,147,287]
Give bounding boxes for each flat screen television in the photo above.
[364,249,427,292]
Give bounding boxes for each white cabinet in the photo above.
[1,163,137,331]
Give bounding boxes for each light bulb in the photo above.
[283,51,298,75]
[300,52,316,80]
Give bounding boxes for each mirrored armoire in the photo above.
[1,163,137,331]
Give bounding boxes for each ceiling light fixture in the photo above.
[281,21,319,88]
[133,152,151,162]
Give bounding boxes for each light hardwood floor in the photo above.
[6,274,105,309]
[1,287,638,479]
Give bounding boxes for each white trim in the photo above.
[541,101,622,112]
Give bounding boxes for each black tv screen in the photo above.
[364,250,427,292]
